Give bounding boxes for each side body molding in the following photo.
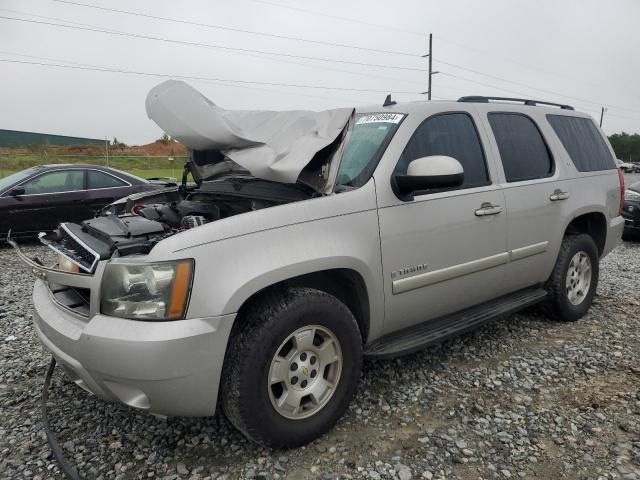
[392,241,549,295]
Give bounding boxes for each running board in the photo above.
[364,288,548,359]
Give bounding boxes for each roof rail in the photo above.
[458,96,574,111]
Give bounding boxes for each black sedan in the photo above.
[623,180,640,237]
[0,164,171,238]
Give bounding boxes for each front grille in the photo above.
[48,282,91,317]
[55,226,99,272]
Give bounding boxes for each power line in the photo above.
[0,15,430,73]
[439,72,541,99]
[250,0,427,37]
[0,58,422,94]
[249,1,639,112]
[436,58,640,114]
[53,0,420,57]
[0,50,392,103]
[0,8,426,86]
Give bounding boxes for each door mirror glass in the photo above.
[9,186,25,196]
[394,155,464,195]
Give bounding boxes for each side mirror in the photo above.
[394,155,464,195]
[9,186,26,196]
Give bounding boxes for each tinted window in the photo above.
[23,170,84,194]
[488,113,553,182]
[395,113,489,188]
[88,170,127,188]
[546,115,615,171]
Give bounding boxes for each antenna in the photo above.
[383,94,396,107]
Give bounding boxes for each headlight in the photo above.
[58,254,79,273]
[625,189,640,202]
[100,259,194,320]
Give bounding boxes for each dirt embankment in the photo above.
[1,140,187,157]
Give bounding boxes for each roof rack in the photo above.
[458,96,574,110]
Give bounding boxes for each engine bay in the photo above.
[39,174,316,271]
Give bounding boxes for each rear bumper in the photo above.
[33,280,236,416]
[603,215,625,256]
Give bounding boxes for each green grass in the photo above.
[0,155,188,181]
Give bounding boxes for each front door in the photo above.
[377,111,508,333]
[8,169,87,235]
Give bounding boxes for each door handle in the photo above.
[549,190,570,201]
[475,202,503,216]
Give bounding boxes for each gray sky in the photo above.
[1,0,639,144]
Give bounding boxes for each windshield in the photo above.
[336,113,405,188]
[0,168,37,194]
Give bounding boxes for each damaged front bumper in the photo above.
[10,237,235,417]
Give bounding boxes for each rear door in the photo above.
[484,111,568,291]
[85,169,133,218]
[6,169,87,234]
[375,110,508,333]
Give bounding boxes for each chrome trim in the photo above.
[2,167,133,197]
[391,241,551,295]
[7,235,93,286]
[45,223,101,273]
[510,241,549,262]
[392,252,510,294]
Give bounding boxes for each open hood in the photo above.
[146,80,354,187]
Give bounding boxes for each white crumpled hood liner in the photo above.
[145,80,354,184]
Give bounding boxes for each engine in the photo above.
[135,200,221,229]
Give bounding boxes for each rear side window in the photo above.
[488,113,553,182]
[88,170,128,188]
[395,113,489,188]
[546,115,615,171]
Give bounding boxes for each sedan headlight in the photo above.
[101,259,194,320]
[625,189,640,202]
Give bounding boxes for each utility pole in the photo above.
[428,33,433,100]
[421,34,438,99]
[105,137,109,167]
[599,107,606,127]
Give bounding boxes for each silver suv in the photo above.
[13,83,625,447]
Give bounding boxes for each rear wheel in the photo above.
[221,287,363,447]
[544,234,599,322]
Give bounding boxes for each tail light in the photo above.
[618,168,625,215]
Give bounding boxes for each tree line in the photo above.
[609,133,640,163]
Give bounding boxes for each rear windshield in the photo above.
[546,115,616,172]
[336,113,405,188]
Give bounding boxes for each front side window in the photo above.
[0,168,37,194]
[395,113,489,188]
[488,113,553,182]
[336,112,405,188]
[22,170,84,194]
[88,170,128,189]
[546,115,615,172]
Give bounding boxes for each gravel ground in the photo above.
[1,240,639,480]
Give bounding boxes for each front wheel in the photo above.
[221,287,363,447]
[544,234,599,322]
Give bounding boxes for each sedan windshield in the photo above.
[336,113,405,188]
[0,168,37,194]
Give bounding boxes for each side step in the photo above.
[364,287,548,359]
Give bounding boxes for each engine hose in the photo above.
[42,357,82,480]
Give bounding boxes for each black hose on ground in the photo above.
[42,357,82,480]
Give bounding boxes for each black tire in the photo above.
[220,287,363,448]
[544,234,599,322]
